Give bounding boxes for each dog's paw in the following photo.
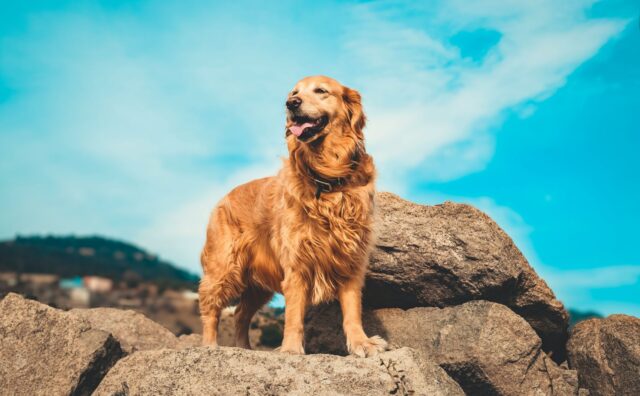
[202,341,219,349]
[348,335,388,358]
[277,344,305,355]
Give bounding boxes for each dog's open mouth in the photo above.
[289,115,328,141]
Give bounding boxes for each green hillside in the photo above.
[0,235,199,290]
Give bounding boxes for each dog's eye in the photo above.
[291,90,298,96]
[314,88,328,94]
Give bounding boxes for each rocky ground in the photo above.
[1,192,638,395]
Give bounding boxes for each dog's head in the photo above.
[285,76,365,143]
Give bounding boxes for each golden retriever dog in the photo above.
[199,76,387,356]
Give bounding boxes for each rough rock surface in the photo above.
[94,346,464,396]
[306,300,580,396]
[70,307,178,353]
[367,192,569,359]
[0,293,123,396]
[176,333,203,349]
[567,314,640,396]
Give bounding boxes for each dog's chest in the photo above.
[310,193,372,239]
[272,189,375,303]
[295,194,372,271]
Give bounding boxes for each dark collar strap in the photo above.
[313,175,343,198]
[309,147,362,199]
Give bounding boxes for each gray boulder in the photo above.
[567,314,640,396]
[70,307,178,354]
[306,300,581,396]
[94,346,463,396]
[367,192,569,360]
[0,293,123,396]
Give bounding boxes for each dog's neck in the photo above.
[287,133,374,197]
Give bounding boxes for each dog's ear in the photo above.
[343,87,366,134]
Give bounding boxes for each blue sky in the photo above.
[0,1,638,315]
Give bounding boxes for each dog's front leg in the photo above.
[280,269,307,354]
[338,276,388,357]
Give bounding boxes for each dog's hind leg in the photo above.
[199,247,247,347]
[199,275,228,347]
[199,202,250,347]
[234,286,273,349]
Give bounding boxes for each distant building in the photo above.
[181,290,199,301]
[59,276,84,289]
[77,247,95,256]
[68,287,90,307]
[19,273,59,285]
[117,297,143,308]
[59,276,91,307]
[0,272,18,287]
[83,276,113,293]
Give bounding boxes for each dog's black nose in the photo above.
[286,97,302,110]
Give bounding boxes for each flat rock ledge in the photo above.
[94,346,464,396]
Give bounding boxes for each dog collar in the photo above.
[308,147,362,199]
[312,176,344,199]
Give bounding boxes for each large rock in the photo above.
[94,346,464,396]
[368,192,569,359]
[70,307,179,354]
[0,293,123,396]
[306,300,580,396]
[567,314,640,396]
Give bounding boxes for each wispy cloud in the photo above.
[347,1,629,187]
[546,265,640,289]
[546,265,640,317]
[135,161,281,273]
[0,0,630,274]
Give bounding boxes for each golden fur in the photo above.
[199,76,387,356]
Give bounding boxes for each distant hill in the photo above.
[568,309,603,328]
[0,235,199,290]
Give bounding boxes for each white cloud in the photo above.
[546,265,640,289]
[135,161,281,274]
[546,265,640,317]
[0,0,630,274]
[346,1,629,187]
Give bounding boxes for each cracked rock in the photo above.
[367,192,569,360]
[306,300,580,396]
[94,346,463,396]
[0,293,123,396]
[567,314,640,396]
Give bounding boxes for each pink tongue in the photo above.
[289,122,314,137]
